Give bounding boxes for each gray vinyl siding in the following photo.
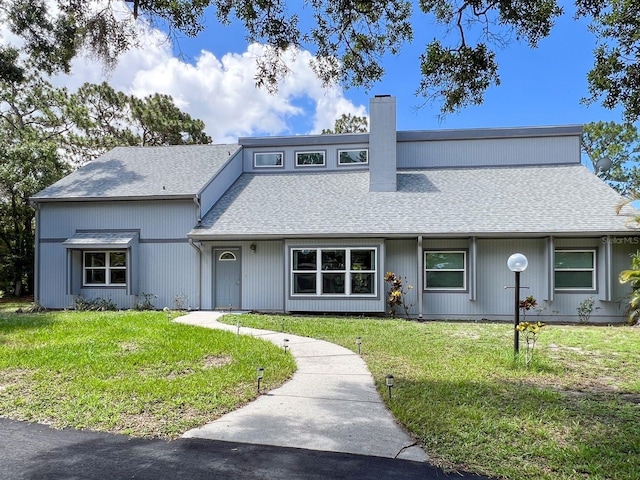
[199,150,243,217]
[243,135,579,173]
[242,241,284,311]
[36,200,200,309]
[397,135,580,169]
[385,239,419,316]
[416,237,630,323]
[38,200,197,239]
[284,238,386,313]
[199,240,285,311]
[243,144,370,172]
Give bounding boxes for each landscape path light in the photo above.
[256,367,264,393]
[385,374,395,399]
[356,336,362,355]
[283,338,289,353]
[507,253,528,356]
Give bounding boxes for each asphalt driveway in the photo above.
[0,418,493,480]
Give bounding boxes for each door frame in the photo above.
[213,247,242,310]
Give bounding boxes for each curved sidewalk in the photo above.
[175,311,428,462]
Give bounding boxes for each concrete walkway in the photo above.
[175,311,428,462]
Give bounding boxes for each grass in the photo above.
[0,309,295,439]
[224,314,640,480]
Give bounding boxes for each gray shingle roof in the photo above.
[33,144,240,200]
[192,165,638,237]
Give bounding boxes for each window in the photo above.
[254,152,283,168]
[424,251,466,290]
[83,251,127,286]
[554,250,596,290]
[219,251,237,261]
[296,151,325,166]
[291,247,376,296]
[338,149,368,165]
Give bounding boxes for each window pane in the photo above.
[351,273,374,294]
[321,250,345,270]
[351,250,374,270]
[555,271,594,289]
[255,152,283,167]
[555,251,594,269]
[297,152,324,165]
[110,252,126,267]
[86,269,106,284]
[110,269,127,284]
[426,271,464,288]
[293,250,316,270]
[293,273,316,293]
[426,252,464,270]
[85,252,106,267]
[322,273,345,294]
[339,150,368,164]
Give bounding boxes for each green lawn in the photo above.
[0,309,295,438]
[2,306,638,479]
[225,314,640,480]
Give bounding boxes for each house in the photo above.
[31,96,640,322]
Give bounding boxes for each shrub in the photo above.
[75,296,117,311]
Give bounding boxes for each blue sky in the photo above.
[165,1,624,134]
[0,0,621,144]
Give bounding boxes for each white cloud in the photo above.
[58,22,366,143]
[1,1,367,143]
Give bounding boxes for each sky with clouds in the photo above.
[1,1,628,145]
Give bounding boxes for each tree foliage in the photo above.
[0,72,74,295]
[4,1,639,119]
[582,121,640,195]
[71,82,211,162]
[321,113,369,134]
[0,64,210,296]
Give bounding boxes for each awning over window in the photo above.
[63,232,138,249]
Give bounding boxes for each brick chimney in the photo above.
[369,95,397,192]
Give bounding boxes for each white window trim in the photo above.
[254,151,284,168]
[218,251,237,261]
[424,250,467,291]
[295,150,326,167]
[291,247,377,297]
[338,148,369,165]
[554,249,596,291]
[83,250,127,287]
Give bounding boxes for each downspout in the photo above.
[417,235,423,318]
[193,195,202,224]
[189,238,203,310]
[469,236,477,301]
[189,194,203,310]
[31,200,40,304]
[604,235,612,301]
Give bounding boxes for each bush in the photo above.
[74,296,117,311]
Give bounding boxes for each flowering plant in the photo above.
[516,321,546,367]
[384,272,414,318]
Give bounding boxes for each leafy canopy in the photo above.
[0,61,210,296]
[582,121,640,196]
[2,1,640,119]
[321,113,369,134]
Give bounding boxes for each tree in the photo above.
[321,113,368,134]
[582,121,640,196]
[0,73,73,295]
[618,250,640,325]
[3,1,640,120]
[0,66,211,296]
[70,82,211,163]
